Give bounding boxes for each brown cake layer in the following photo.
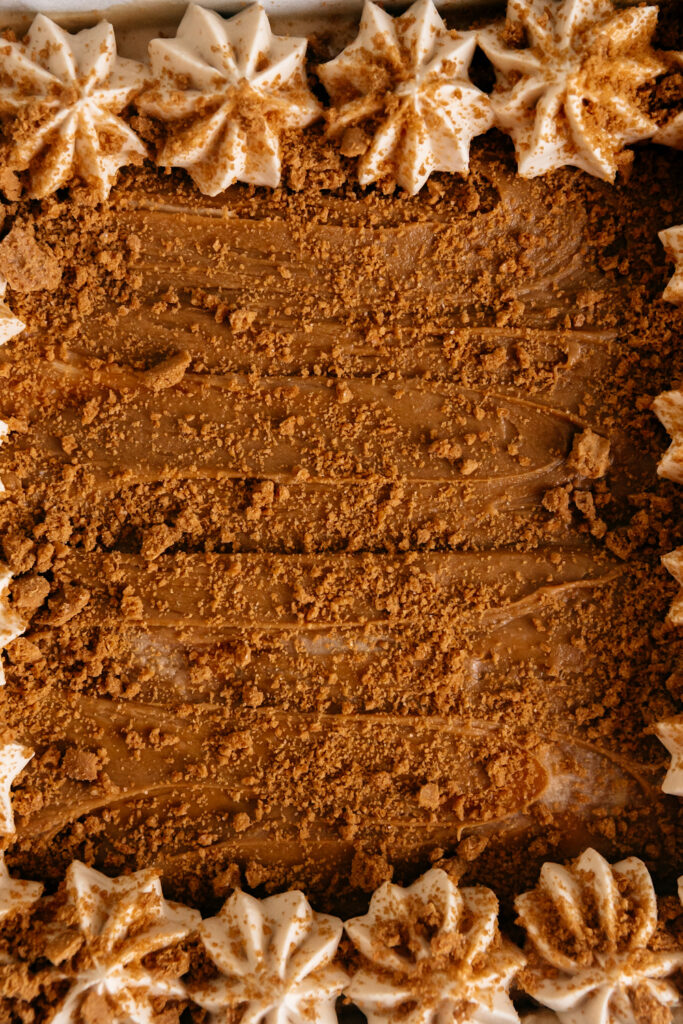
[0,132,681,913]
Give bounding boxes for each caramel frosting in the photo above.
[192,889,347,1023]
[140,4,320,195]
[0,851,42,923]
[0,139,680,906]
[659,226,683,305]
[516,848,683,1023]
[654,716,683,797]
[345,868,523,1024]
[46,860,200,1023]
[318,0,493,195]
[0,16,147,200]
[480,0,664,181]
[0,740,32,835]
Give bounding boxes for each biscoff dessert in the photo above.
[0,0,681,1021]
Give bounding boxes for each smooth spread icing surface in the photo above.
[0,140,680,908]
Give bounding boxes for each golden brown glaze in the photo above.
[0,136,681,912]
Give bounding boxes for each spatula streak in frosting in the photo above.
[480,0,664,181]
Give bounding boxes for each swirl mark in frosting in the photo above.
[318,0,493,195]
[480,0,664,181]
[140,4,320,196]
[0,16,147,199]
[516,848,683,1023]
[344,867,524,1024]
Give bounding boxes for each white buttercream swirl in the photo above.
[47,861,200,1024]
[0,277,24,347]
[652,387,683,625]
[480,0,664,181]
[344,867,524,1024]
[0,851,42,922]
[516,847,683,1024]
[192,888,347,1024]
[0,15,147,199]
[655,716,683,797]
[653,388,683,484]
[318,0,493,195]
[659,226,683,306]
[140,3,320,196]
[653,52,683,150]
[0,565,25,686]
[660,548,683,626]
[0,739,32,835]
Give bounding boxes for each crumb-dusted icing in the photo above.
[659,225,683,305]
[192,889,347,1023]
[653,50,683,150]
[0,739,32,834]
[0,849,41,921]
[42,860,200,1023]
[655,716,683,797]
[0,278,23,347]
